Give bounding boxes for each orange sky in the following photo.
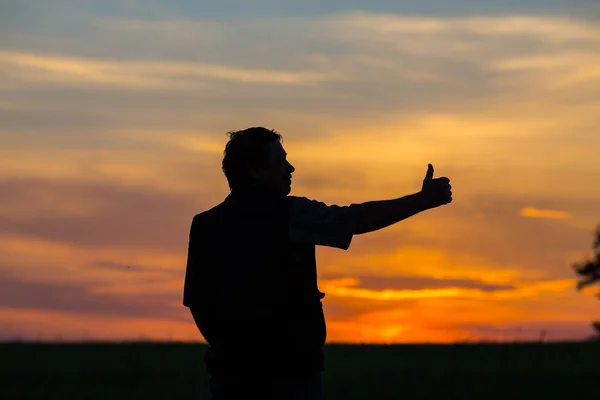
[1,1,600,343]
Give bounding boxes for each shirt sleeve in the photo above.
[288,196,357,250]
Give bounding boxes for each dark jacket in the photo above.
[183,189,356,376]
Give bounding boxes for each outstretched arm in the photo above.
[352,192,429,235]
[352,164,452,235]
[288,164,452,248]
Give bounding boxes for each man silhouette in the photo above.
[183,127,452,399]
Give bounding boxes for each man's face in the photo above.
[250,141,295,195]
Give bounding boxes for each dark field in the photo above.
[2,341,600,399]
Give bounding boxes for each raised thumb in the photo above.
[425,163,434,180]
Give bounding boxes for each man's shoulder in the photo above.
[193,204,218,219]
[191,200,227,228]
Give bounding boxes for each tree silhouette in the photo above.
[573,224,600,340]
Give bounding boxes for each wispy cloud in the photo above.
[327,13,600,44]
[322,274,515,291]
[0,51,343,90]
[320,276,573,301]
[0,178,203,251]
[0,269,183,320]
[520,207,571,220]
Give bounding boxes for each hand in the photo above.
[420,164,452,209]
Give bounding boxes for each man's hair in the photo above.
[222,127,283,191]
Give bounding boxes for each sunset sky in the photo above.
[1,0,600,343]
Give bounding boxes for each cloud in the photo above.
[327,13,600,44]
[92,260,179,275]
[323,294,416,322]
[322,271,599,343]
[0,50,342,91]
[319,275,573,301]
[314,189,598,289]
[520,207,571,220]
[322,274,515,291]
[0,269,188,322]
[91,17,224,45]
[0,178,210,252]
[2,11,599,146]
[0,306,200,342]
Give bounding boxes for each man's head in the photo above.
[222,127,295,195]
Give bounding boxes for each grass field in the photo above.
[2,341,600,399]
